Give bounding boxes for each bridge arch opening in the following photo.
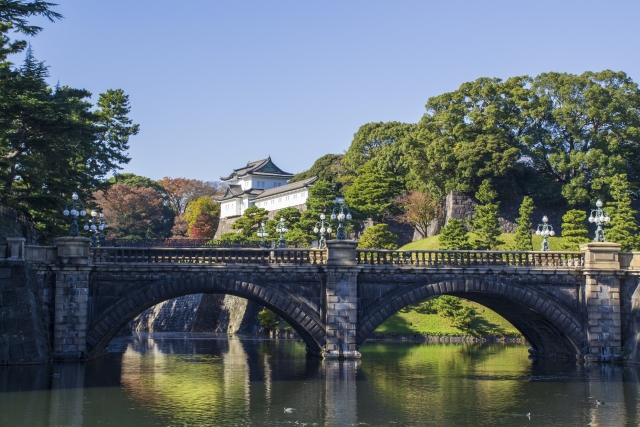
[87,276,326,358]
[357,279,587,359]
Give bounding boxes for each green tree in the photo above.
[561,209,590,250]
[297,180,339,241]
[513,196,535,251]
[108,173,165,193]
[342,122,415,176]
[357,224,398,249]
[0,50,139,240]
[289,154,343,184]
[471,180,503,250]
[258,309,277,330]
[231,205,268,238]
[438,219,471,250]
[407,71,640,205]
[607,174,639,251]
[0,1,62,60]
[184,196,220,239]
[344,162,403,220]
[431,296,476,330]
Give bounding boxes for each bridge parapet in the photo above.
[357,249,584,268]
[90,247,327,265]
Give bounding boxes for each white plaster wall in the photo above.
[254,190,309,212]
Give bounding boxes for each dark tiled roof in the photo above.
[215,186,266,201]
[220,156,293,181]
[253,176,317,201]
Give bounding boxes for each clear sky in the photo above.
[22,0,640,182]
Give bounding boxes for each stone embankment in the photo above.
[127,294,265,335]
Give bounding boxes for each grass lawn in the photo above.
[373,298,521,337]
[401,232,571,251]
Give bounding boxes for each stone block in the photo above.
[2,290,16,306]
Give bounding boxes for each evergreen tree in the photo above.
[607,174,639,251]
[561,209,590,250]
[231,205,269,238]
[471,180,503,250]
[357,224,398,249]
[438,219,471,250]
[296,180,339,241]
[514,196,535,251]
[344,162,403,220]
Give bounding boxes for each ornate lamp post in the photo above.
[85,210,109,247]
[313,212,332,249]
[588,199,611,242]
[257,222,269,249]
[83,218,98,247]
[330,197,352,240]
[535,215,555,251]
[62,192,87,236]
[275,216,288,248]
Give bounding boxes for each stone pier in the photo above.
[323,240,361,359]
[581,242,623,362]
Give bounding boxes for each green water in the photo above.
[0,334,638,426]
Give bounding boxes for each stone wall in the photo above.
[621,276,640,363]
[424,191,566,237]
[128,294,265,335]
[0,261,50,364]
[214,217,241,239]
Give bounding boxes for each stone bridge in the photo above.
[2,237,640,364]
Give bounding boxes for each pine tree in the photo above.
[561,209,590,250]
[471,180,503,250]
[514,196,535,251]
[439,219,471,250]
[357,224,398,249]
[607,174,639,251]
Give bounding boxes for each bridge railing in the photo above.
[90,247,326,265]
[356,249,584,268]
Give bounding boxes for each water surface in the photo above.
[0,333,638,426]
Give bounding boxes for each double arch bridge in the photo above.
[14,237,640,363]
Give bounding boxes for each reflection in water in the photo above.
[0,334,639,426]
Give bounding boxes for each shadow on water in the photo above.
[1,334,640,426]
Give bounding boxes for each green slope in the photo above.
[374,298,521,338]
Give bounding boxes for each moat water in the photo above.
[1,333,639,426]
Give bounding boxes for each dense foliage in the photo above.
[289,154,343,184]
[438,219,471,250]
[470,180,503,250]
[561,209,590,250]
[513,196,535,251]
[0,2,139,241]
[184,196,220,239]
[357,224,398,249]
[407,71,640,206]
[606,174,639,251]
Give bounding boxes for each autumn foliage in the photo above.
[95,184,168,239]
[183,197,220,239]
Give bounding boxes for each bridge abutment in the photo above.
[324,241,361,359]
[581,242,623,362]
[52,238,91,360]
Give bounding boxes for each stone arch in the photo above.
[358,277,587,359]
[87,274,326,357]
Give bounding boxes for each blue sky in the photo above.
[22,0,640,181]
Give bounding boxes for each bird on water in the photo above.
[527,413,531,420]
[284,407,296,413]
[596,400,605,406]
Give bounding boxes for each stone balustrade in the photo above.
[356,249,584,268]
[90,247,327,265]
